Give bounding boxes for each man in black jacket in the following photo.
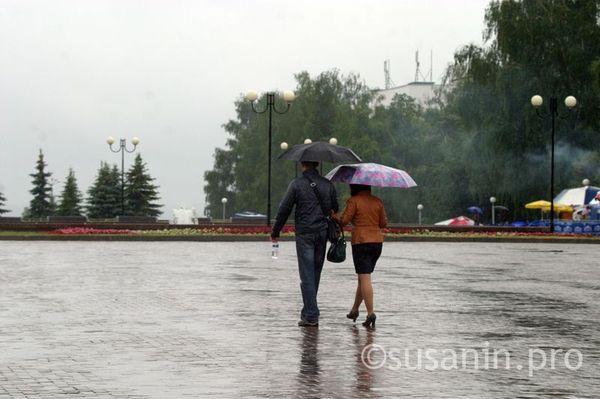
[271,161,339,326]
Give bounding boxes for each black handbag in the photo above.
[305,176,346,263]
[326,217,339,243]
[326,224,346,263]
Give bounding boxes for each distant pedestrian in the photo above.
[335,184,387,328]
[271,161,339,327]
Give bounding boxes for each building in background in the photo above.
[372,54,443,109]
[372,81,440,109]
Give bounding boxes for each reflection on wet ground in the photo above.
[0,241,599,397]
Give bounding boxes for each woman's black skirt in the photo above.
[351,243,382,274]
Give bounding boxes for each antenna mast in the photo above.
[429,49,433,82]
[384,59,394,89]
[414,51,421,82]
[415,50,434,82]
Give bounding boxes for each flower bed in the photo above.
[383,228,591,238]
[52,227,136,235]
[34,225,598,241]
[136,226,296,236]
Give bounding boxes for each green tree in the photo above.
[592,58,600,97]
[204,147,237,218]
[124,153,162,217]
[436,0,600,221]
[204,70,441,222]
[204,70,379,218]
[28,150,53,218]
[57,168,83,216]
[0,190,9,215]
[87,162,121,218]
[205,0,600,224]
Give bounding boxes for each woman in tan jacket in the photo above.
[336,184,387,328]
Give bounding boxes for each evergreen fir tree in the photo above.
[124,153,162,217]
[28,150,53,218]
[21,207,31,218]
[0,190,9,215]
[57,168,83,216]
[86,162,121,218]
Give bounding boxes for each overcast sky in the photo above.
[0,0,490,218]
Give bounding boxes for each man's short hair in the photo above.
[301,161,319,169]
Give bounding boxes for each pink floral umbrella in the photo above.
[324,163,417,188]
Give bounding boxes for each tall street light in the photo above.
[323,138,339,175]
[280,138,338,177]
[302,137,338,174]
[221,197,228,220]
[531,94,577,233]
[490,196,496,225]
[417,204,424,225]
[246,90,295,226]
[280,141,298,178]
[107,136,140,216]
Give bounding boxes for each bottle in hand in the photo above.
[271,240,279,259]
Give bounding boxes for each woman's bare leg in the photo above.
[358,273,374,315]
[351,276,363,312]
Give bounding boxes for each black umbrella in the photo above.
[277,141,362,163]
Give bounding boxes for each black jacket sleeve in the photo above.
[271,180,296,238]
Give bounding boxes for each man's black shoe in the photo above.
[298,319,319,327]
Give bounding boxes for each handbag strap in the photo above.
[304,175,344,237]
[304,176,330,219]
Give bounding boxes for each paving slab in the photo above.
[0,242,599,398]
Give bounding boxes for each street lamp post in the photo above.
[417,204,424,225]
[302,137,337,174]
[280,141,297,178]
[323,137,338,175]
[280,137,337,177]
[107,136,140,216]
[582,178,590,187]
[246,90,295,226]
[490,196,497,225]
[531,95,577,233]
[221,197,228,220]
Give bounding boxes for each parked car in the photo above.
[231,211,267,223]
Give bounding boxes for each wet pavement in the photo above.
[0,241,599,398]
